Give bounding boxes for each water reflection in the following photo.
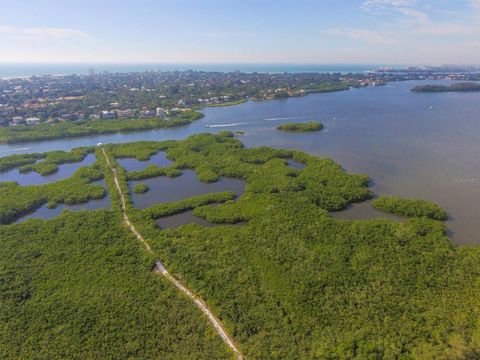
[1,80,480,243]
[287,159,306,169]
[0,153,96,186]
[15,179,110,223]
[131,170,245,208]
[155,210,213,229]
[330,200,404,222]
[117,152,172,172]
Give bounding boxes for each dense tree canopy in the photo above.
[373,196,448,221]
[0,111,203,144]
[133,182,149,193]
[0,211,233,359]
[277,121,324,132]
[0,163,106,224]
[107,133,480,359]
[411,82,480,92]
[1,132,480,359]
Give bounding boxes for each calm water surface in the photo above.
[0,63,381,78]
[287,159,306,169]
[0,153,96,186]
[130,170,245,208]
[1,80,480,244]
[331,200,405,222]
[156,209,246,229]
[116,152,172,172]
[15,180,110,222]
[155,210,214,229]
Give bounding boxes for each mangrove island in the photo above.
[277,121,324,132]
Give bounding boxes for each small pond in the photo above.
[117,152,172,172]
[155,210,214,229]
[15,179,110,223]
[156,209,246,229]
[131,170,245,208]
[0,153,96,186]
[330,200,404,222]
[287,159,306,169]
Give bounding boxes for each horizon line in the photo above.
[1,61,478,66]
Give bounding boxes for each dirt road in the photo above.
[101,148,244,360]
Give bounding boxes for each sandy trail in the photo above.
[101,148,243,360]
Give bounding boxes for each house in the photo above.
[74,113,85,120]
[156,107,165,117]
[26,117,40,125]
[101,110,116,119]
[117,109,134,119]
[89,114,101,120]
[12,116,25,125]
[140,110,156,118]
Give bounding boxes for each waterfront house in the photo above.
[26,117,40,125]
[12,116,25,125]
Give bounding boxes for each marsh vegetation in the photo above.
[2,132,480,359]
[277,121,324,132]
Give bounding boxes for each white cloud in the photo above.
[322,0,480,59]
[471,0,480,10]
[469,0,480,20]
[359,0,480,36]
[0,25,88,41]
[413,23,474,35]
[362,0,418,11]
[323,28,397,45]
[362,0,429,22]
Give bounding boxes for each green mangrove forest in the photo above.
[0,162,106,224]
[373,195,448,221]
[411,82,480,93]
[1,132,480,359]
[0,110,203,144]
[133,182,149,193]
[276,121,324,132]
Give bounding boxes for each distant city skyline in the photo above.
[0,0,479,65]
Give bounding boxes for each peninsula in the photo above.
[411,82,480,92]
[2,132,479,359]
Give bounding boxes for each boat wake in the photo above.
[206,122,246,128]
[0,147,31,153]
[264,116,312,121]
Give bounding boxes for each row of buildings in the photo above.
[89,107,166,120]
[10,116,41,126]
[5,107,167,126]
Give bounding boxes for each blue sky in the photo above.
[0,0,479,64]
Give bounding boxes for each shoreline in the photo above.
[0,78,465,146]
[0,84,355,145]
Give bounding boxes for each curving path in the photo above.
[101,148,244,360]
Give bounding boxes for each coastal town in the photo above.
[1,66,479,127]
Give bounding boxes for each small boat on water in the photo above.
[429,106,433,110]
